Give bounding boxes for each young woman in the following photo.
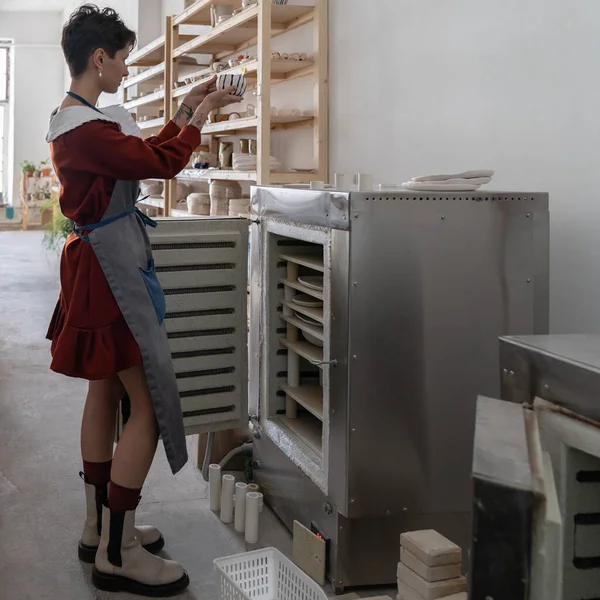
[46,5,242,596]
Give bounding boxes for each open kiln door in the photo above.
[148,217,250,435]
[470,396,563,600]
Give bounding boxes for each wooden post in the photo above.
[257,0,272,185]
[314,0,329,183]
[164,15,174,216]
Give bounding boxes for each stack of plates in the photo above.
[298,276,323,292]
[229,197,250,216]
[291,292,324,348]
[232,153,282,172]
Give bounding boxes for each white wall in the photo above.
[329,0,600,334]
[0,11,63,205]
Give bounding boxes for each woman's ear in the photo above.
[92,48,105,73]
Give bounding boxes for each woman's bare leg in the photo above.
[81,377,123,463]
[111,365,159,491]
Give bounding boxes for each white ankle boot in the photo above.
[93,506,190,596]
[79,476,164,563]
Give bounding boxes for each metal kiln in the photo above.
[148,187,549,592]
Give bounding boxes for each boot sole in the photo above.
[92,568,190,597]
[78,535,165,564]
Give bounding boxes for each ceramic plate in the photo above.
[303,331,324,348]
[295,311,322,327]
[292,294,323,308]
[298,276,324,291]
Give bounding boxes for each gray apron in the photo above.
[75,180,187,474]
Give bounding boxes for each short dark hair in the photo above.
[61,4,136,77]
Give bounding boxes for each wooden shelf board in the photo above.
[281,314,324,342]
[199,115,313,136]
[124,90,165,110]
[174,5,313,58]
[279,278,324,301]
[281,300,323,325]
[277,414,322,457]
[279,252,324,273]
[127,35,166,67]
[138,117,165,130]
[281,384,323,421]
[124,62,166,89]
[127,34,197,67]
[175,169,316,184]
[279,338,323,367]
[173,59,314,99]
[174,0,233,26]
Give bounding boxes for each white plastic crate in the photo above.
[214,547,328,600]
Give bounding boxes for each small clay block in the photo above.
[397,581,423,600]
[399,564,467,600]
[400,530,462,567]
[400,548,462,582]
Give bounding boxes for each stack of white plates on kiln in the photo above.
[232,153,283,172]
[402,170,494,192]
[228,197,250,216]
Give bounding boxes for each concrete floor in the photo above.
[0,231,394,600]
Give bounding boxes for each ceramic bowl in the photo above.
[217,73,247,97]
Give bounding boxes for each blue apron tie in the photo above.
[73,196,157,243]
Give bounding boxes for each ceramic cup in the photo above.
[217,73,248,97]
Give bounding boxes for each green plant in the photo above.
[20,160,36,174]
[41,196,72,252]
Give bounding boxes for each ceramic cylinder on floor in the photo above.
[245,492,264,544]
[220,474,236,523]
[358,173,373,191]
[234,482,248,532]
[247,483,260,494]
[209,464,222,512]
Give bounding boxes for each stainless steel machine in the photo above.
[148,187,550,593]
[471,335,600,600]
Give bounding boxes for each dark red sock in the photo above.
[108,482,142,512]
[83,460,112,487]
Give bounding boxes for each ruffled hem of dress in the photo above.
[47,302,142,381]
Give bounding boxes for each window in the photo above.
[0,47,7,102]
[0,43,11,204]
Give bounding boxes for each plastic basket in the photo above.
[214,547,328,600]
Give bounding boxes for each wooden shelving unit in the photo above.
[121,0,328,217]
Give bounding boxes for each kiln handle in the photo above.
[310,359,338,367]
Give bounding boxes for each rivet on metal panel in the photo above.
[342,215,347,220]
[441,216,446,220]
[386,509,391,516]
[325,213,329,217]
[324,502,333,515]
[503,368,509,374]
[527,278,532,283]
[332,409,335,414]
[350,499,355,504]
[526,213,531,218]
[403,507,407,512]
[351,428,356,433]
[544,384,549,390]
[509,370,515,376]
[353,355,358,360]
[353,282,358,287]
[353,214,359,219]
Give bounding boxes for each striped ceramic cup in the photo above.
[216,73,248,97]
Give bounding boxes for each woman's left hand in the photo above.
[182,75,217,111]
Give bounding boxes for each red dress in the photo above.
[46,119,201,380]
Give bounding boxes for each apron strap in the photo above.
[73,196,158,243]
